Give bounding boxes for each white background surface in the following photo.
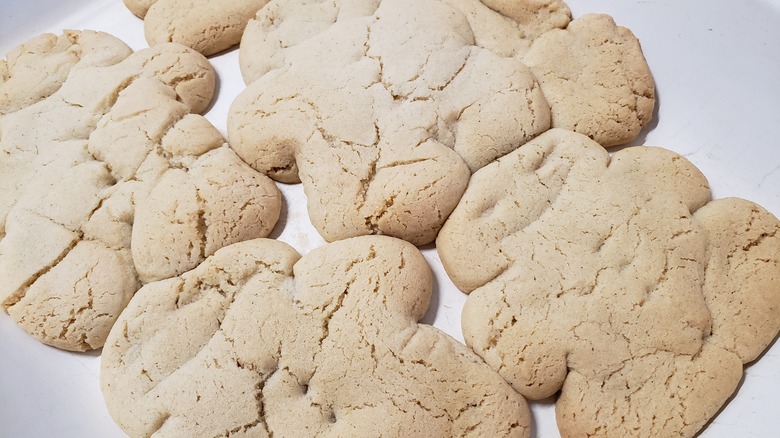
[1,1,778,437]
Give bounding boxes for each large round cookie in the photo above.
[102,236,530,437]
[437,128,780,437]
[229,0,554,245]
[0,31,282,351]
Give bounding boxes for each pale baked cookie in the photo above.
[101,236,531,437]
[437,129,780,437]
[238,0,571,84]
[230,0,552,245]
[466,0,571,47]
[0,31,132,115]
[0,31,281,351]
[523,14,655,146]
[478,0,571,41]
[123,0,269,56]
[124,0,155,17]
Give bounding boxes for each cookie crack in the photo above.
[363,22,390,94]
[222,368,277,438]
[2,222,79,310]
[316,279,353,349]
[194,186,208,261]
[354,122,382,228]
[377,156,434,170]
[436,50,471,93]
[741,228,777,252]
[484,285,515,350]
[365,192,396,234]
[50,261,101,348]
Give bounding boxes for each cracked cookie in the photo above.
[437,128,780,437]
[0,31,281,351]
[237,0,573,84]
[123,0,269,56]
[229,0,553,245]
[101,236,530,437]
[523,14,655,146]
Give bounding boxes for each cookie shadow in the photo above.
[202,45,239,115]
[419,243,440,326]
[530,395,558,438]
[205,69,221,115]
[268,186,289,240]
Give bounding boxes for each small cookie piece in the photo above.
[101,236,531,437]
[230,0,551,245]
[523,14,655,146]
[0,31,281,351]
[124,0,269,56]
[437,129,780,437]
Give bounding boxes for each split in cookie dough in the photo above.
[0,31,281,351]
[101,236,530,437]
[124,0,269,56]
[437,128,780,437]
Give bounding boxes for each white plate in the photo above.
[1,1,778,436]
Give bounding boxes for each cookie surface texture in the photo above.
[125,0,269,56]
[230,0,551,245]
[0,31,281,351]
[101,236,530,437]
[478,0,571,41]
[523,14,655,146]
[238,0,571,83]
[437,128,780,437]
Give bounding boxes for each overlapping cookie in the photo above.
[0,31,281,351]
[101,236,530,437]
[229,0,557,245]
[229,0,655,245]
[437,128,780,437]
[123,0,269,56]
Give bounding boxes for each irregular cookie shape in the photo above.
[131,146,281,284]
[0,31,281,351]
[238,0,571,84]
[441,0,570,58]
[124,0,269,56]
[479,0,571,40]
[437,129,780,437]
[0,31,132,115]
[523,14,655,146]
[230,0,551,245]
[101,236,530,437]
